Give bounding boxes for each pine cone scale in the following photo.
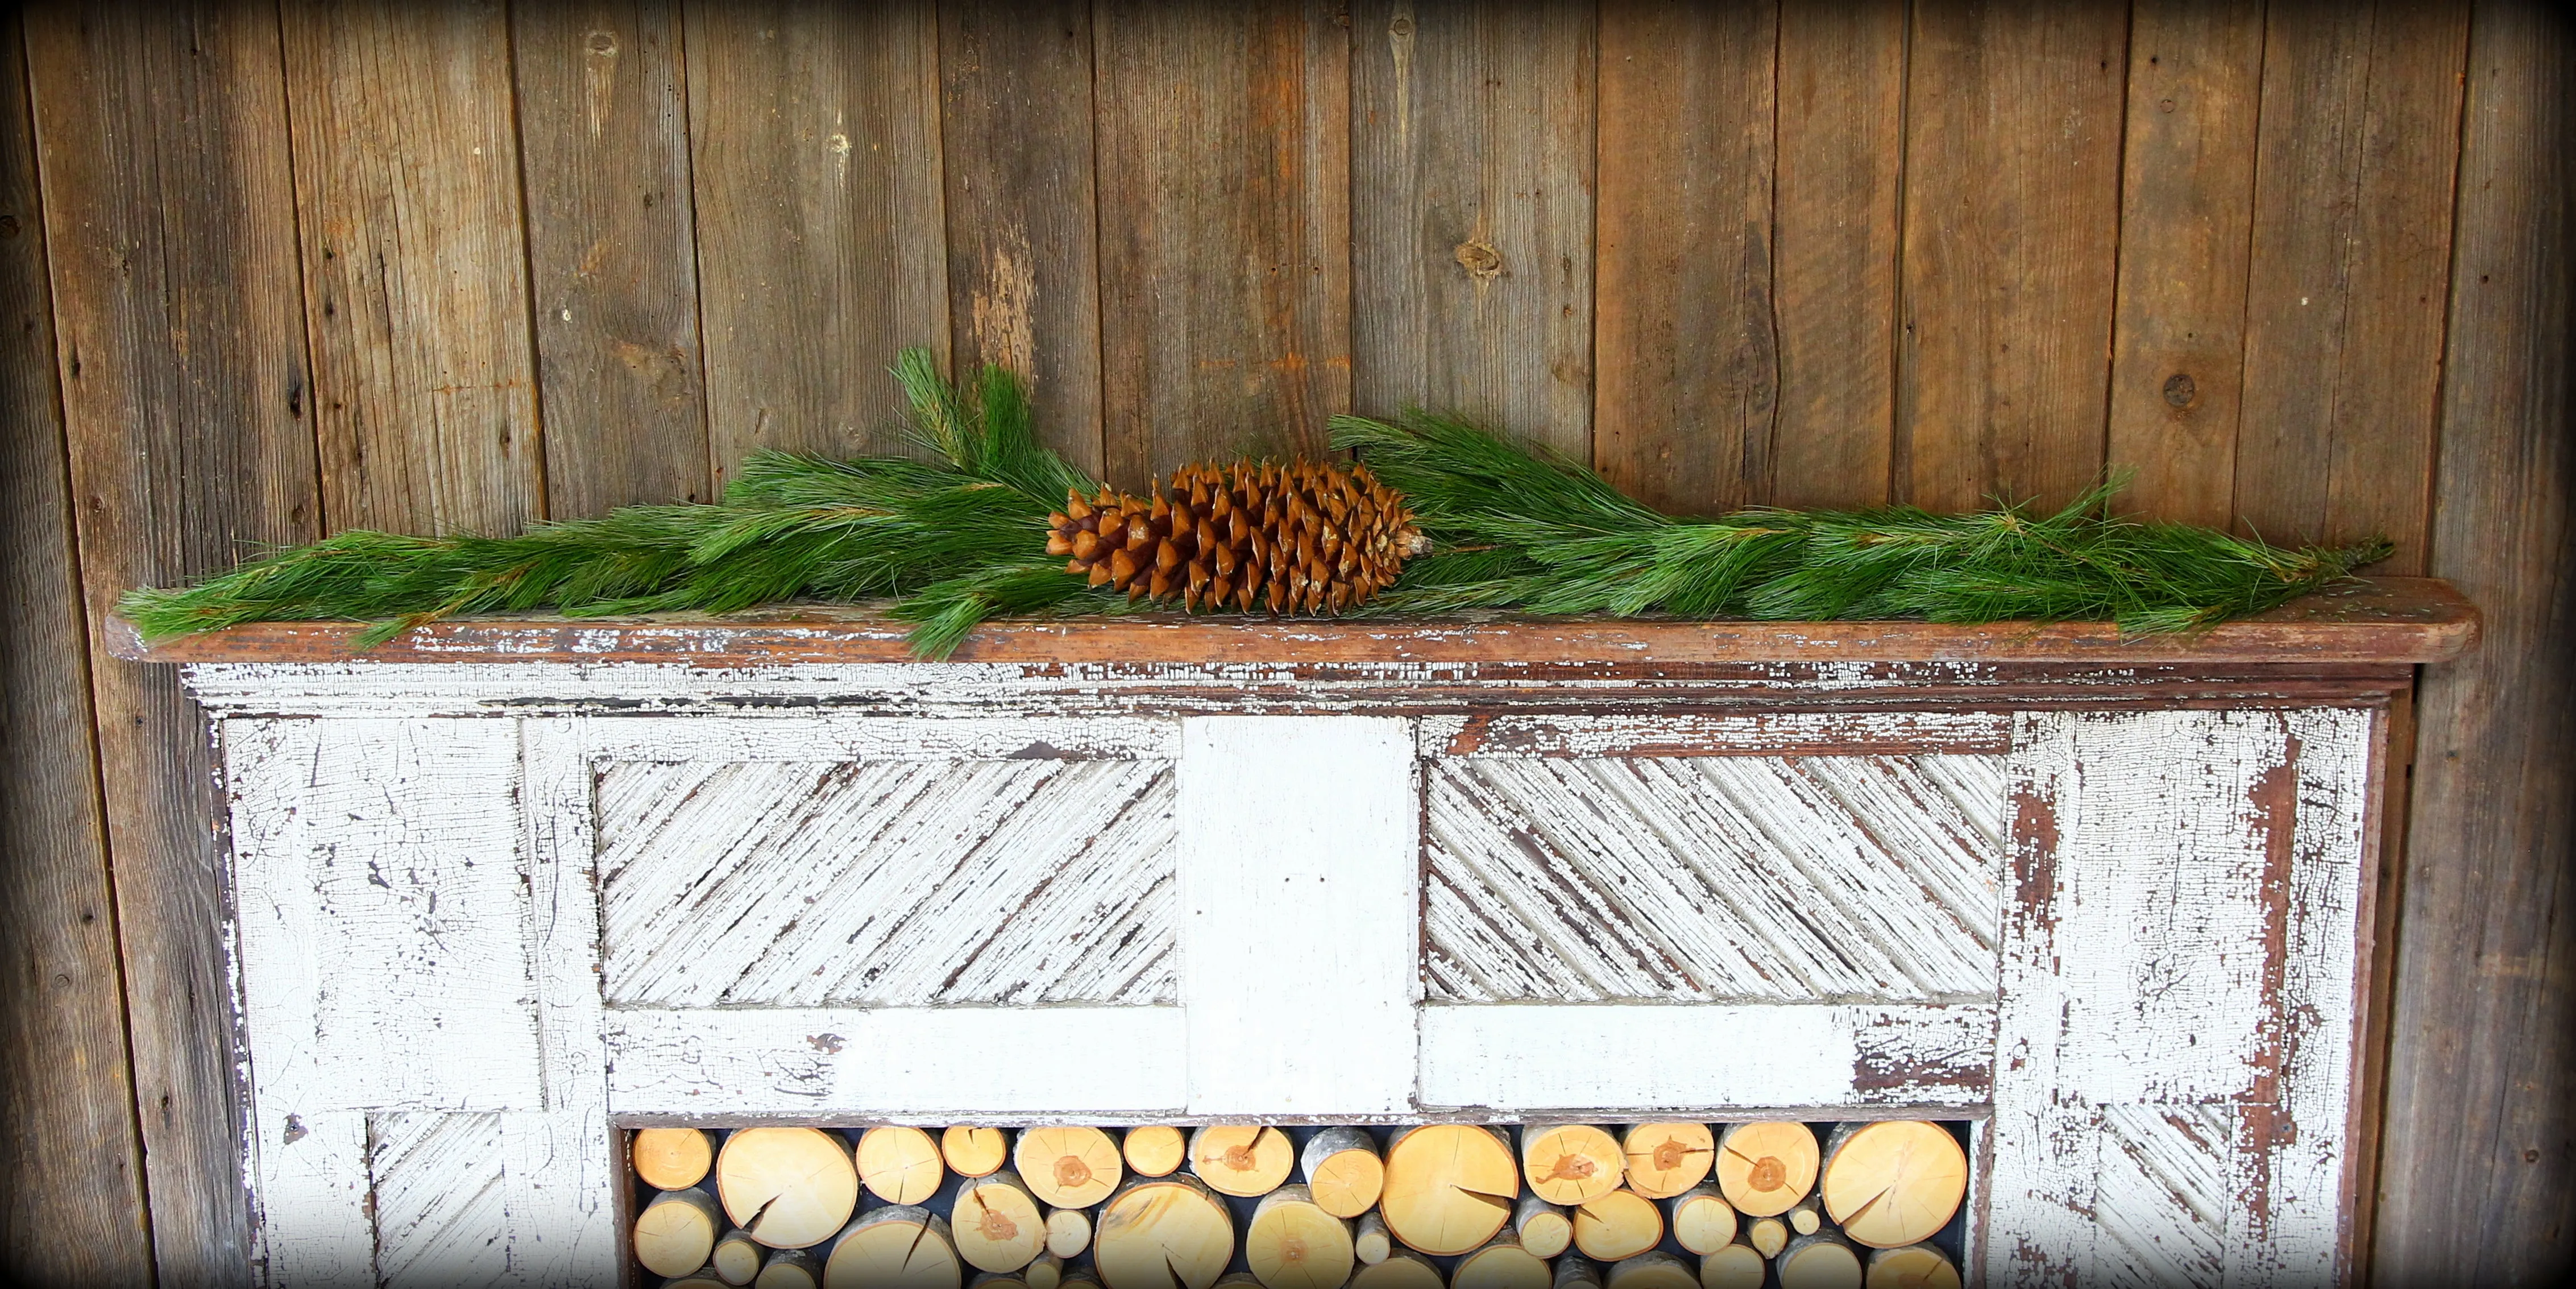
[1048,460,1425,614]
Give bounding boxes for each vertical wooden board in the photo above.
[1769,0,1906,509]
[511,1,715,514]
[246,1106,371,1288]
[26,4,324,1280]
[939,0,1105,476]
[2104,1,2265,528]
[1592,0,1778,514]
[1095,0,1352,483]
[2232,2,2469,567]
[1895,0,2127,513]
[225,718,540,1113]
[281,0,545,535]
[2378,5,2576,1282]
[1350,0,1595,459]
[513,722,621,1286]
[685,0,950,478]
[0,11,155,1282]
[1179,717,1417,1115]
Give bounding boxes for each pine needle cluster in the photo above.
[119,350,2391,658]
[1330,410,2391,633]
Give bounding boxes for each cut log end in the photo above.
[1862,1244,1960,1289]
[1453,1230,1549,1289]
[636,1128,716,1191]
[636,1188,724,1279]
[1667,1184,1737,1255]
[1619,1123,1714,1200]
[752,1247,822,1289]
[1246,1184,1358,1289]
[719,1129,860,1250]
[1095,1174,1236,1289]
[1571,1189,1662,1263]
[1045,1207,1093,1259]
[1026,1253,1066,1289]
[823,1207,960,1289]
[1019,1126,1125,1209]
[1350,1249,1444,1289]
[1521,1124,1625,1206]
[1512,1195,1571,1259]
[1188,1125,1296,1198]
[1124,1125,1189,1178]
[712,1228,766,1285]
[1715,1123,1818,1219]
[1353,1211,1393,1265]
[1778,1234,1863,1289]
[954,1170,1047,1273]
[945,1125,1013,1179]
[1603,1250,1696,1289]
[1819,1122,1967,1250]
[1747,1217,1789,1260]
[1380,1124,1520,1256]
[858,1126,948,1207]
[1301,1126,1387,1218]
[1699,1244,1766,1289]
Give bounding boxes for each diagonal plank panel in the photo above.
[599,759,1176,1007]
[1424,755,2004,1003]
[370,1112,507,1289]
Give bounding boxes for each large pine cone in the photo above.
[1046,461,1426,613]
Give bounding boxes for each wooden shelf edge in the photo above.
[106,577,2478,669]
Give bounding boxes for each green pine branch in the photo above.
[119,353,2394,660]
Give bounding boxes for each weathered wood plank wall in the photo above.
[0,1,2566,1284]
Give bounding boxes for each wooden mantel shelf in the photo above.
[110,576,2475,668]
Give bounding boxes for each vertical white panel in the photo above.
[249,1106,371,1287]
[1180,716,1419,1114]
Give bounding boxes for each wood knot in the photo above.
[1389,15,1415,36]
[586,30,618,56]
[2163,372,2198,409]
[1454,239,1504,280]
[979,1207,1019,1241]
[1653,1140,1690,1171]
[1054,1156,1093,1188]
[1545,1154,1596,1182]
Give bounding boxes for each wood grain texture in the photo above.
[596,757,1177,1007]
[2376,4,2576,1281]
[2104,1,2265,528]
[2089,1103,2232,1288]
[2233,2,2469,570]
[0,11,154,1280]
[1350,0,1594,459]
[224,717,540,1113]
[1095,0,1351,482]
[1416,1002,1994,1111]
[603,1006,1189,1117]
[24,3,325,1280]
[685,0,950,476]
[1895,0,2128,513]
[282,0,545,535]
[369,1112,507,1288]
[1769,0,1906,510]
[1179,717,1418,1116]
[938,0,1104,476]
[1593,0,1777,515]
[510,0,715,513]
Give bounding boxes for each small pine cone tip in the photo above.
[1046,459,1426,614]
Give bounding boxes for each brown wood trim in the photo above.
[110,576,2476,668]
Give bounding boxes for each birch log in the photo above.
[1698,1244,1765,1289]
[1666,1184,1737,1255]
[955,1169,1048,1273]
[669,1273,730,1289]
[1019,1126,1125,1208]
[1246,1184,1358,1289]
[823,1207,961,1289]
[1026,1253,1066,1289]
[1060,1271,1104,1289]
[636,1187,724,1278]
[945,1126,1013,1178]
[1862,1245,1959,1289]
[1095,1174,1236,1289]
[1618,1124,1714,1199]
[1188,1125,1295,1197]
[636,1128,716,1190]
[1451,1230,1548,1289]
[1046,1207,1093,1258]
[1380,1124,1519,1255]
[1714,1123,1816,1219]
[1520,1124,1624,1205]
[1816,1122,1965,1250]
[712,1227,767,1285]
[1603,1251,1696,1289]
[1350,1250,1443,1289]
[1300,1126,1386,1217]
[1550,1255,1601,1289]
[754,1247,822,1289]
[1123,1125,1188,1178]
[1776,1234,1863,1289]
[718,1129,861,1249]
[858,1126,948,1205]
[972,1275,1030,1289]
[1745,1218,1789,1259]
[1511,1195,1571,1258]
[1571,1189,1661,1262]
[1787,1201,1821,1237]
[1353,1211,1392,1265]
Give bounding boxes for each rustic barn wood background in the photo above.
[0,1,2566,1284]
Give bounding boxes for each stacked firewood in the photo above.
[628,1120,1967,1289]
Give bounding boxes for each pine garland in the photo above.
[119,348,2390,658]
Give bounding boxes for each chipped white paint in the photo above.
[247,1106,370,1287]
[1180,717,1420,1116]
[1424,755,2003,1003]
[1417,1004,1994,1110]
[225,718,540,1112]
[599,757,1176,1007]
[600,1006,1188,1116]
[1986,709,2376,1288]
[196,658,2389,1287]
